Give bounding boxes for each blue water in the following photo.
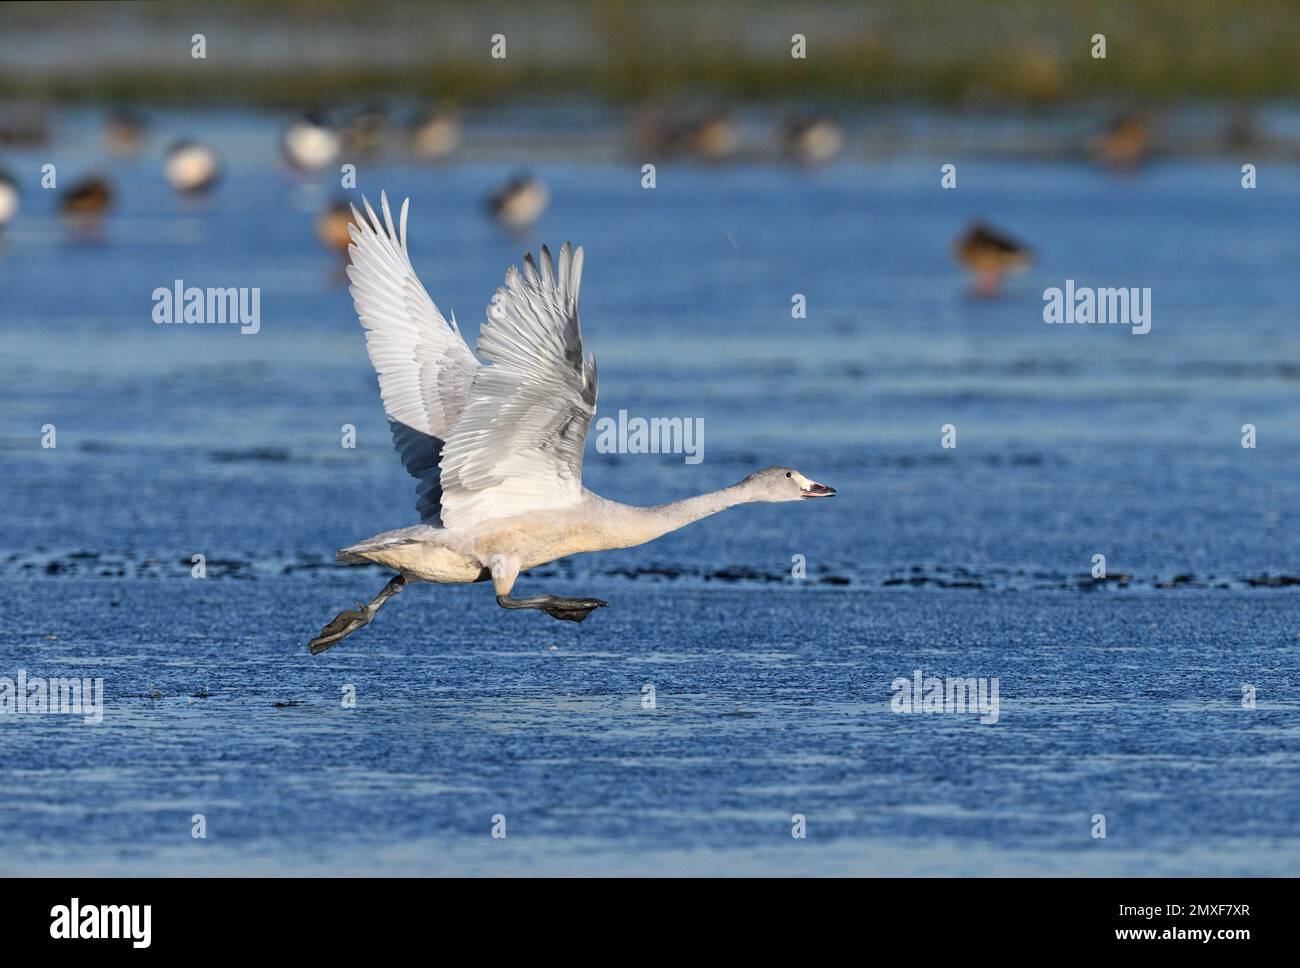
[1,111,1299,875]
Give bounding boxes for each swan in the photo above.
[308,193,835,654]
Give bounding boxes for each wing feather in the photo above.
[438,242,597,530]
[345,192,479,523]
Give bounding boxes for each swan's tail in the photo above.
[335,525,434,565]
[335,546,374,565]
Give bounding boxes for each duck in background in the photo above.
[0,107,49,148]
[0,171,19,233]
[783,115,844,166]
[340,104,389,159]
[409,104,461,162]
[103,109,148,159]
[315,198,354,258]
[282,113,340,173]
[1088,112,1152,171]
[59,174,114,238]
[165,139,222,194]
[640,111,741,163]
[953,222,1032,298]
[486,173,548,232]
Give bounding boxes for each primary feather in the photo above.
[345,192,479,523]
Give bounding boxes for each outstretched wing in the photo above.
[346,192,480,523]
[437,242,598,530]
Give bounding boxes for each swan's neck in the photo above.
[630,480,758,542]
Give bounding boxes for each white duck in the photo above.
[0,171,18,230]
[164,139,221,194]
[282,113,340,172]
[309,193,835,653]
[485,173,548,232]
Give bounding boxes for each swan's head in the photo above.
[746,466,836,502]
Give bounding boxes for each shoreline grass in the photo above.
[1,0,1297,107]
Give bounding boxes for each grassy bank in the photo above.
[1,0,1297,106]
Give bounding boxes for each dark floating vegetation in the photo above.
[8,550,1300,593]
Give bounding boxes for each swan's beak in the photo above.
[801,481,836,499]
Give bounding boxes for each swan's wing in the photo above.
[438,242,597,530]
[346,192,480,524]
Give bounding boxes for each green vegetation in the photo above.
[1,0,1296,105]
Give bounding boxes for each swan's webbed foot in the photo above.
[541,598,607,623]
[496,594,608,623]
[310,575,405,654]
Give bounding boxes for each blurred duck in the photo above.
[1222,107,1259,151]
[0,109,49,147]
[0,171,19,231]
[315,199,354,256]
[59,175,114,235]
[104,109,148,159]
[409,105,461,162]
[341,105,389,159]
[1089,113,1152,170]
[165,139,222,194]
[486,173,548,232]
[783,116,844,166]
[282,113,340,173]
[953,222,1032,297]
[642,112,741,162]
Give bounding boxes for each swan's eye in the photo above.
[785,472,791,478]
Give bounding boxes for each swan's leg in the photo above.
[496,594,608,623]
[489,553,606,623]
[309,575,406,654]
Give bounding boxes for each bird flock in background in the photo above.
[0,102,1161,295]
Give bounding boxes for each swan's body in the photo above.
[309,193,834,653]
[338,481,805,581]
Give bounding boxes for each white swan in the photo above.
[309,193,835,653]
